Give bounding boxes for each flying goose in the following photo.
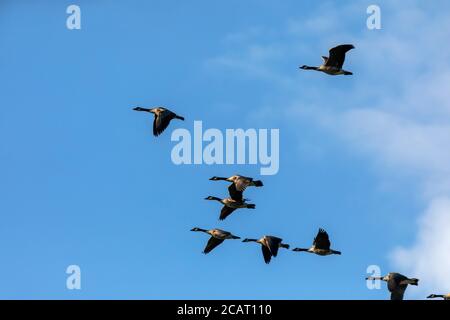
[427,293,450,300]
[300,44,355,76]
[209,175,263,201]
[204,196,255,220]
[133,106,184,136]
[366,273,419,300]
[190,227,240,254]
[242,236,290,264]
[292,228,341,256]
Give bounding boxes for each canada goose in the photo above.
[242,236,290,264]
[366,273,419,300]
[292,228,341,256]
[190,227,240,254]
[427,293,450,300]
[204,196,255,220]
[133,106,184,136]
[300,44,354,76]
[209,175,263,201]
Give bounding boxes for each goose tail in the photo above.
[253,180,263,187]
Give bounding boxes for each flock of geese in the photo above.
[133,45,449,301]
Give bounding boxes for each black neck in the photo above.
[133,107,151,112]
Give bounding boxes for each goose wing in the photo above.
[388,274,408,300]
[219,206,237,220]
[228,183,244,201]
[153,109,176,136]
[325,44,354,69]
[265,236,282,257]
[234,176,251,191]
[390,286,407,300]
[261,245,272,264]
[203,236,225,254]
[313,228,331,250]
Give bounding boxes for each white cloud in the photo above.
[391,198,450,296]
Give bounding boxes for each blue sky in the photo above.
[1,1,449,299]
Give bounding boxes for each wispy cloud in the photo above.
[391,197,450,295]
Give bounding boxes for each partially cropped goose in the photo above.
[242,236,290,264]
[191,227,240,254]
[427,293,450,300]
[133,106,184,136]
[204,196,255,220]
[300,44,354,76]
[292,228,341,256]
[209,175,263,201]
[366,273,419,300]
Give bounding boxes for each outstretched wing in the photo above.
[266,236,282,257]
[313,228,331,250]
[390,286,407,301]
[203,237,225,254]
[153,109,176,136]
[325,44,354,69]
[219,206,237,220]
[228,183,243,201]
[261,245,272,264]
[388,273,408,300]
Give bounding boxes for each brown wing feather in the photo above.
[203,237,225,254]
[325,44,354,69]
[153,110,176,136]
[313,229,331,250]
[261,245,272,264]
[219,206,237,220]
[266,236,282,257]
[228,183,243,201]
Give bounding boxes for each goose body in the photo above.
[242,235,290,264]
[300,44,354,76]
[366,272,419,300]
[209,175,263,201]
[191,227,240,254]
[292,228,341,256]
[427,293,450,300]
[205,196,255,220]
[133,106,184,136]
